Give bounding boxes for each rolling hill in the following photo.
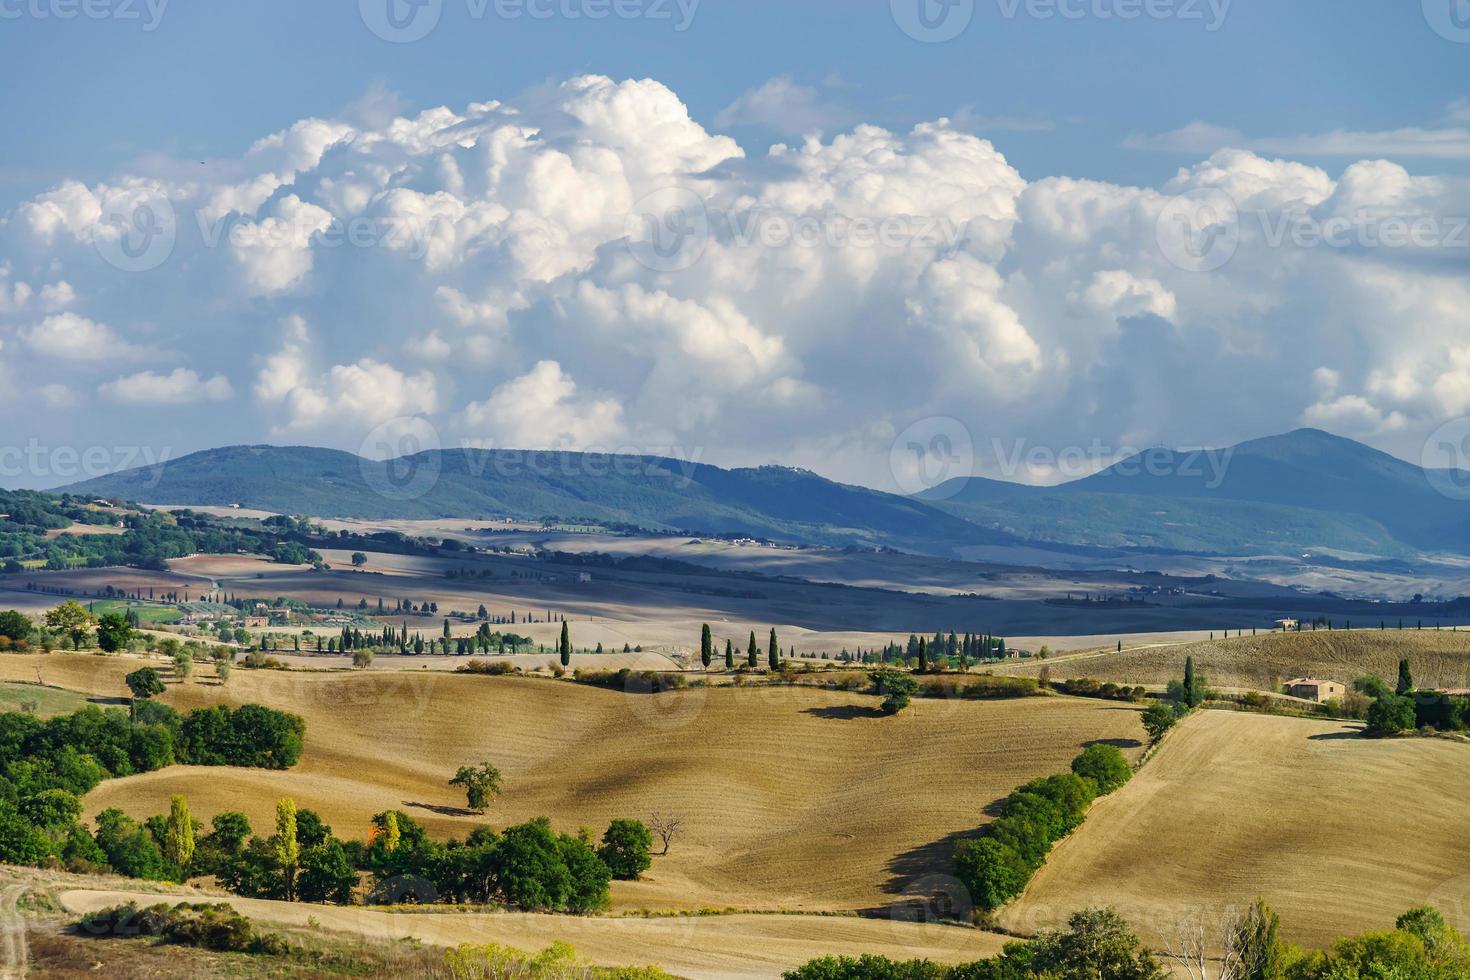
[54,429,1470,559]
[58,445,1012,556]
[924,428,1470,557]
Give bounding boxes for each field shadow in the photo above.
[86,696,129,708]
[802,704,886,721]
[404,800,479,818]
[872,828,972,908]
[1083,737,1143,750]
[1307,731,1364,741]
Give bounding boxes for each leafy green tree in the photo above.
[1141,704,1177,743]
[953,836,1030,911]
[870,669,919,714]
[598,818,653,880]
[350,552,367,567]
[1226,897,1289,980]
[1183,656,1204,708]
[298,838,356,904]
[274,798,300,901]
[45,600,95,647]
[1397,659,1414,696]
[0,801,55,866]
[1366,694,1417,735]
[0,610,31,643]
[94,807,168,879]
[163,794,195,875]
[1070,744,1132,795]
[450,762,504,813]
[1028,907,1166,979]
[95,612,135,653]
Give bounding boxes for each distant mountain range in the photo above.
[56,429,1470,560]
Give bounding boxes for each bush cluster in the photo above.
[78,901,289,955]
[953,745,1132,912]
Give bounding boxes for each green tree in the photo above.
[1071,744,1132,795]
[768,628,779,671]
[0,610,31,643]
[747,631,758,668]
[1182,656,1204,708]
[274,798,300,901]
[870,668,918,714]
[917,637,928,673]
[724,638,734,670]
[700,624,712,668]
[1028,907,1166,979]
[298,838,356,904]
[1141,704,1177,743]
[598,818,653,880]
[163,794,195,875]
[449,762,504,813]
[1366,694,1417,735]
[1397,658,1414,696]
[95,612,134,653]
[559,621,572,667]
[350,552,367,567]
[1226,897,1289,980]
[45,600,95,647]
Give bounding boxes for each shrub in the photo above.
[1140,704,1177,742]
[458,659,518,676]
[77,901,287,955]
[1365,694,1417,736]
[1070,744,1132,796]
[599,819,653,880]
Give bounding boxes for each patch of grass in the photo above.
[90,599,185,624]
[0,682,92,718]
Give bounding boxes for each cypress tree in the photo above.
[918,637,928,673]
[560,621,572,667]
[725,638,734,670]
[700,624,713,668]
[748,631,758,668]
[1184,656,1202,708]
[768,628,779,671]
[1397,658,1413,695]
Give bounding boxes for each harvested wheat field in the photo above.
[1003,629,1470,692]
[999,710,1470,950]
[58,886,1008,979]
[6,654,1146,914]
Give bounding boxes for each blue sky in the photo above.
[5,0,1466,204]
[2,1,1470,492]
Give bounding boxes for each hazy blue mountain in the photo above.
[57,445,1013,555]
[924,429,1468,556]
[55,430,1470,558]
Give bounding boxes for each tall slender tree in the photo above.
[559,621,572,667]
[724,637,734,670]
[275,798,300,901]
[747,631,759,668]
[1397,658,1414,695]
[700,624,713,668]
[918,636,929,673]
[768,628,780,671]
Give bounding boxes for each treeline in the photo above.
[0,495,321,573]
[98,796,656,916]
[0,702,303,870]
[785,901,1470,980]
[953,744,1133,912]
[1360,659,1470,735]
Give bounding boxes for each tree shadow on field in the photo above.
[868,828,974,914]
[86,696,129,707]
[404,800,479,818]
[1083,737,1143,750]
[802,704,886,721]
[1307,731,1364,741]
